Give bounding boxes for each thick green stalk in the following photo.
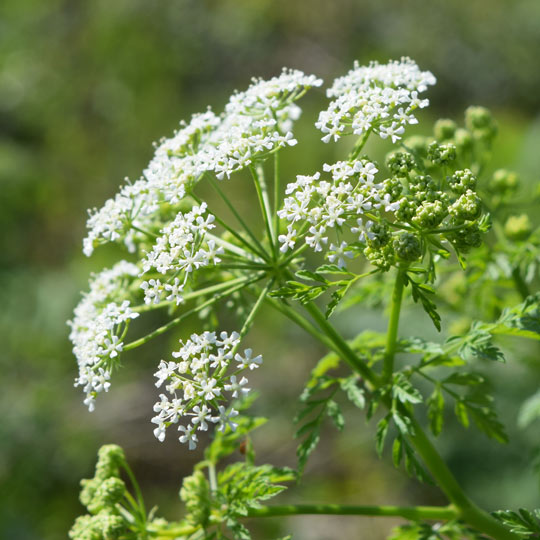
[270,274,517,539]
[382,269,406,382]
[247,504,457,521]
[407,417,517,540]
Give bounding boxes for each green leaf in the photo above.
[443,372,485,386]
[205,414,267,464]
[492,508,540,537]
[427,385,444,436]
[392,436,403,467]
[399,337,444,356]
[326,286,347,318]
[404,274,442,331]
[297,427,321,475]
[392,373,423,405]
[269,281,328,304]
[454,400,470,428]
[392,410,413,436]
[375,415,390,456]
[518,390,540,428]
[339,376,365,409]
[295,269,329,283]
[315,264,355,276]
[326,400,345,430]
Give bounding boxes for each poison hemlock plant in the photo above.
[68,59,540,539]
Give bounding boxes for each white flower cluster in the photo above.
[316,58,435,144]
[151,331,262,449]
[83,70,322,256]
[68,262,140,411]
[278,159,400,266]
[140,203,223,306]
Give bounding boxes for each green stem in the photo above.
[124,274,264,350]
[406,417,517,540]
[382,269,406,383]
[273,152,281,260]
[246,504,457,521]
[206,174,270,262]
[121,462,147,528]
[250,164,277,256]
[349,129,372,160]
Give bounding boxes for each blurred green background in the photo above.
[2,1,540,538]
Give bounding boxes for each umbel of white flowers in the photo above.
[69,58,436,449]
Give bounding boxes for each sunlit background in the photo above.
[2,1,540,538]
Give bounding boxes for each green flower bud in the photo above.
[385,151,416,176]
[395,197,416,221]
[80,478,100,509]
[449,190,482,221]
[453,128,473,150]
[95,445,126,480]
[364,244,395,271]
[428,142,456,164]
[381,177,403,200]
[69,515,99,540]
[393,233,422,261]
[409,174,438,197]
[88,477,126,514]
[69,512,125,540]
[465,106,497,140]
[366,222,391,248]
[449,169,477,194]
[97,512,125,539]
[412,200,448,229]
[504,214,533,241]
[434,119,457,141]
[489,169,520,194]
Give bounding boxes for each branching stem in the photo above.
[246,503,458,521]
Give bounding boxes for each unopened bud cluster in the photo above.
[69,445,129,540]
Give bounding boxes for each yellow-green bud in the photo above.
[412,200,448,229]
[428,142,457,164]
[450,169,477,194]
[449,190,482,221]
[386,151,416,176]
[504,214,532,241]
[453,127,473,150]
[434,119,457,141]
[490,169,520,194]
[364,244,395,271]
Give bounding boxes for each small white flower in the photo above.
[178,425,198,450]
[235,349,263,370]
